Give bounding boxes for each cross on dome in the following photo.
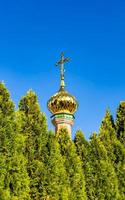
[56,52,70,90]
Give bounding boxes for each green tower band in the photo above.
[47,53,78,136]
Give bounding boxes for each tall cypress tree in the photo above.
[99,110,117,161]
[86,133,120,200]
[116,101,125,146]
[58,129,87,200]
[18,90,48,199]
[99,110,125,199]
[0,82,30,200]
[74,130,88,169]
[44,133,69,200]
[74,130,90,198]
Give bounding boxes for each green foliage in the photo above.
[75,129,120,199]
[74,130,90,199]
[99,110,125,199]
[74,130,88,169]
[116,101,125,146]
[58,129,87,200]
[87,133,120,200]
[0,84,125,199]
[99,110,116,140]
[18,90,48,199]
[0,82,30,200]
[115,103,125,198]
[44,134,69,200]
[99,110,117,162]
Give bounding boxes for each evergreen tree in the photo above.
[1,82,125,200]
[99,110,117,161]
[44,133,69,200]
[74,130,88,169]
[18,90,48,199]
[0,82,30,200]
[74,130,90,198]
[58,129,87,200]
[116,101,125,146]
[86,133,120,200]
[99,110,125,199]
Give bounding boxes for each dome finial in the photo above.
[48,53,78,136]
[56,52,70,90]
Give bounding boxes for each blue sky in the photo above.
[0,0,125,139]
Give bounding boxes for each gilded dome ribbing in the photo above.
[47,88,78,115]
[47,53,78,116]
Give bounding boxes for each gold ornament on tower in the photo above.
[47,53,78,136]
[47,90,78,115]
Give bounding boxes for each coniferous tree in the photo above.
[18,90,48,199]
[99,110,117,161]
[1,82,125,199]
[58,129,87,200]
[99,110,125,199]
[0,83,30,200]
[116,101,125,146]
[86,133,120,200]
[74,130,90,198]
[74,130,88,169]
[45,133,69,200]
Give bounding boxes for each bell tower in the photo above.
[47,53,78,136]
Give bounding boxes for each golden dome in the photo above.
[47,53,78,116]
[47,88,78,115]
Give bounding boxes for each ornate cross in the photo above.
[56,52,70,89]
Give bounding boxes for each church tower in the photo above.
[47,53,78,136]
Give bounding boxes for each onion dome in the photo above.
[47,88,78,115]
[47,53,78,115]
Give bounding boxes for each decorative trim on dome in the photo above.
[47,89,78,115]
[47,53,78,117]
